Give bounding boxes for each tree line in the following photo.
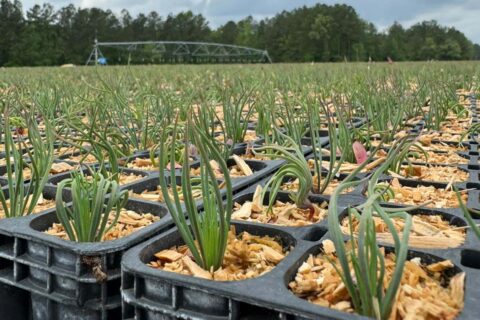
[0,0,479,66]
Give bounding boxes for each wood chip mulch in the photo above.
[148,227,287,281]
[65,154,101,163]
[238,147,272,161]
[125,158,195,171]
[50,162,77,174]
[394,165,468,183]
[46,208,160,241]
[0,194,55,218]
[232,185,328,226]
[215,130,258,143]
[117,172,144,185]
[377,178,467,208]
[419,132,463,143]
[190,156,253,179]
[408,150,468,165]
[280,176,352,195]
[417,136,467,153]
[341,214,466,249]
[130,185,202,203]
[289,240,465,320]
[2,164,78,180]
[126,158,158,171]
[308,158,386,174]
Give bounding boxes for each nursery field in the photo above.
[0,61,480,320]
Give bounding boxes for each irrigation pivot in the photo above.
[86,39,272,65]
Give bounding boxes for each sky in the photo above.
[23,0,480,43]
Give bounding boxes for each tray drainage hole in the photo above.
[301,227,327,242]
[461,249,480,269]
[107,277,122,297]
[0,257,13,272]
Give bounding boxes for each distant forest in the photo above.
[1,0,479,66]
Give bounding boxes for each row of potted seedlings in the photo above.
[0,86,478,320]
[121,92,480,320]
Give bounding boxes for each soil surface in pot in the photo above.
[440,114,472,130]
[289,240,464,319]
[215,130,258,143]
[369,130,411,148]
[148,227,287,281]
[238,146,272,161]
[50,162,77,174]
[45,208,160,241]
[308,158,385,174]
[65,153,102,164]
[375,178,467,208]
[110,172,144,185]
[0,142,34,151]
[396,165,468,183]
[439,125,469,135]
[0,194,55,218]
[0,157,14,166]
[408,150,468,165]
[125,158,195,171]
[53,144,89,157]
[239,152,271,161]
[417,139,467,153]
[406,115,423,125]
[3,161,76,179]
[129,181,225,203]
[280,176,353,195]
[421,132,462,143]
[232,186,328,226]
[341,214,466,249]
[126,158,159,171]
[190,156,254,179]
[439,121,471,134]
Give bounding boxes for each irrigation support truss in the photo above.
[86,39,272,65]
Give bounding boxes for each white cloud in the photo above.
[399,0,480,42]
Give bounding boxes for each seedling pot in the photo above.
[0,198,174,319]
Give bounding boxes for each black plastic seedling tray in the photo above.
[121,95,480,319]
[0,197,175,320]
[121,197,480,320]
[121,221,312,320]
